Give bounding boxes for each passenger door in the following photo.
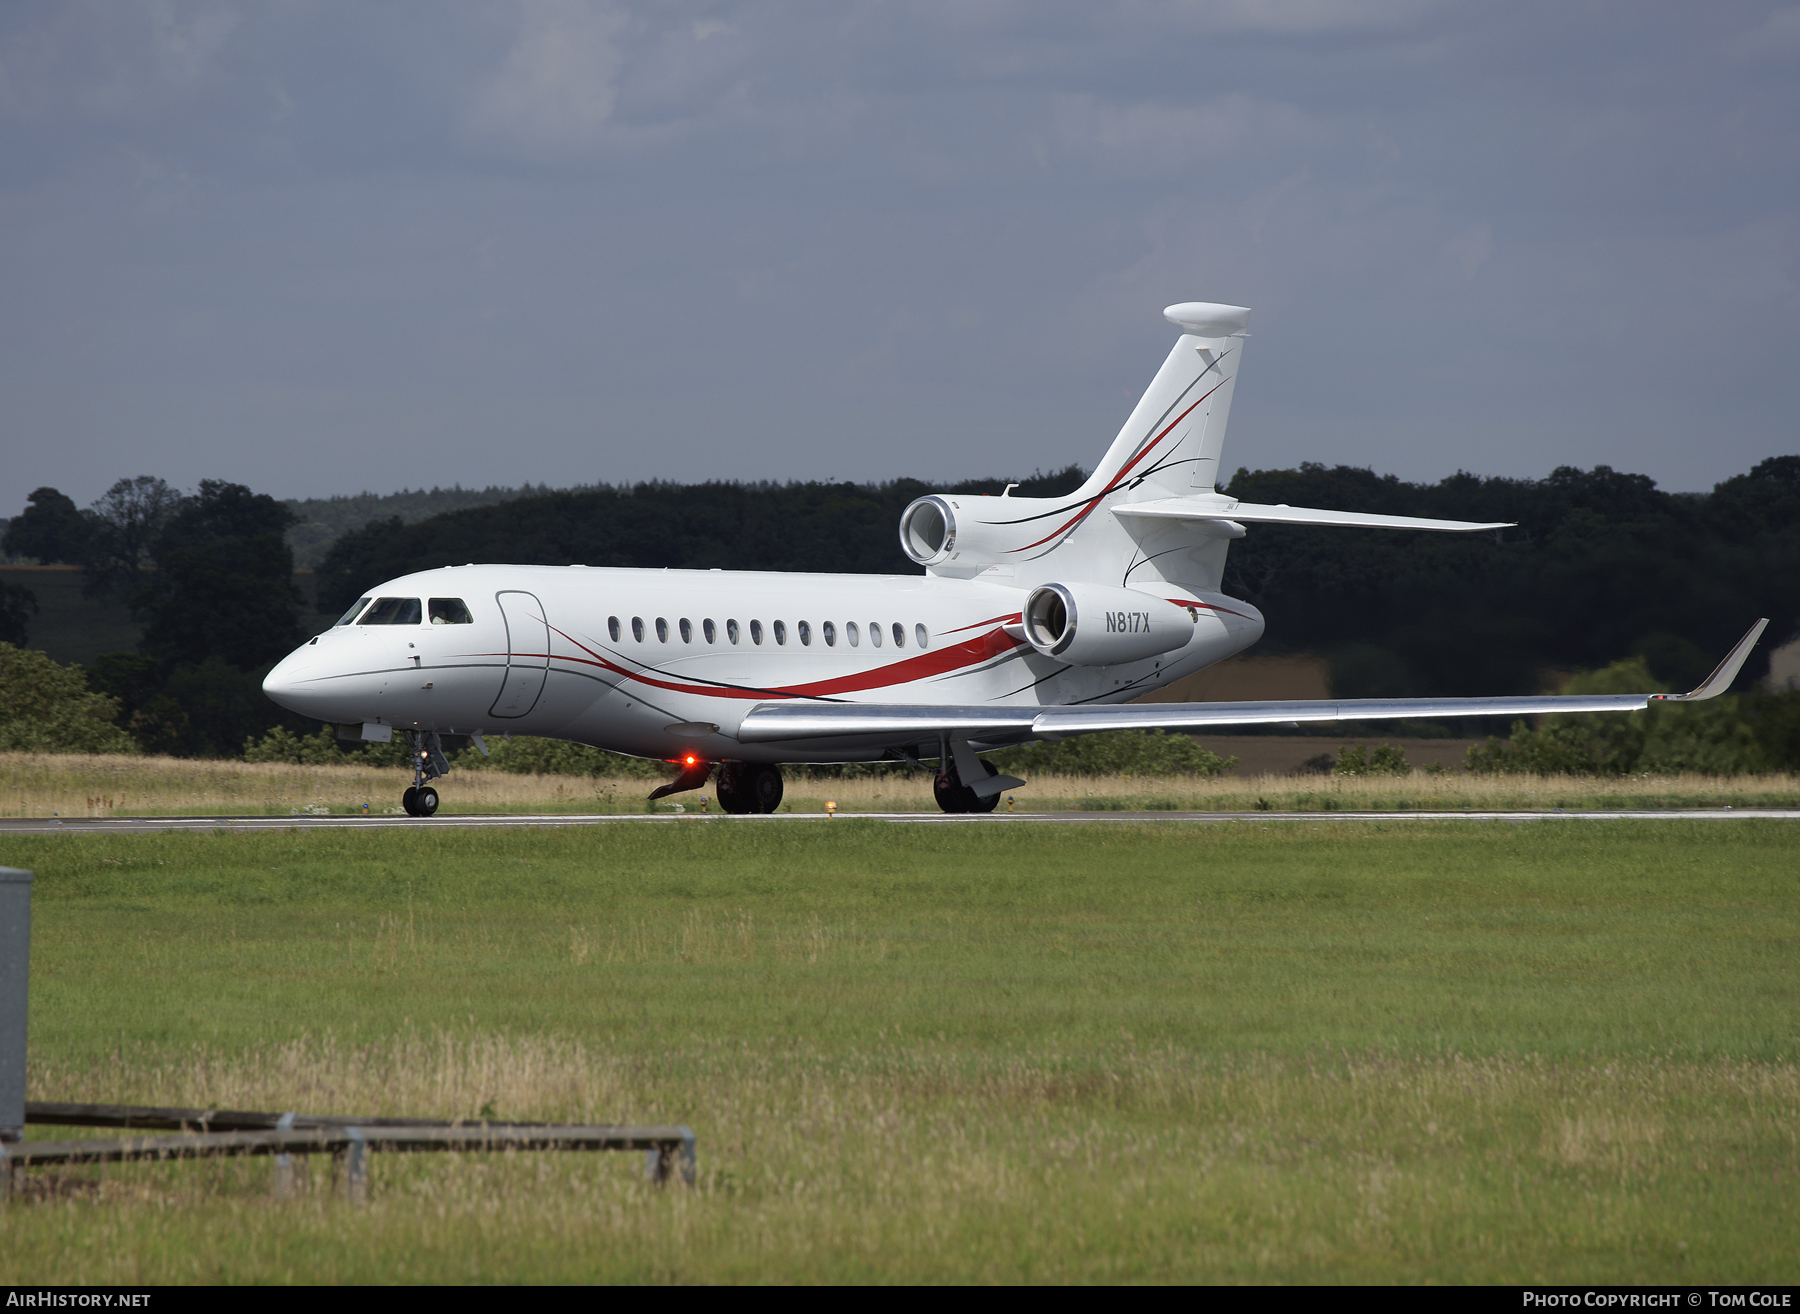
[488,590,550,719]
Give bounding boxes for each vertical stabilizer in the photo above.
[1080,302,1250,501]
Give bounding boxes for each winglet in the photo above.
[1657,619,1770,702]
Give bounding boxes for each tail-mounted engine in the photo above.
[899,493,1071,578]
[1023,582,1197,666]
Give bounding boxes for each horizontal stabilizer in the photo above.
[1113,497,1513,533]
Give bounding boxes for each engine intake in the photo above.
[899,496,955,566]
[898,492,1083,577]
[1023,582,1197,666]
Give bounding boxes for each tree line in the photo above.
[315,456,1799,694]
[2,477,307,756]
[2,456,1795,762]
[1217,457,1799,695]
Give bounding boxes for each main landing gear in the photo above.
[934,757,1001,814]
[401,730,449,817]
[715,762,784,814]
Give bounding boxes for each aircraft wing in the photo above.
[736,620,1769,748]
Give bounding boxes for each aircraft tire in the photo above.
[402,786,419,816]
[749,764,784,814]
[715,763,756,814]
[415,786,440,817]
[933,773,967,813]
[934,760,999,814]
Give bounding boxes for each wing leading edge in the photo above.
[736,620,1770,749]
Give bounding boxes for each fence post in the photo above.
[0,868,31,1148]
[645,1128,697,1187]
[272,1111,298,1199]
[340,1126,368,1204]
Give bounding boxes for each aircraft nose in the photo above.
[262,647,324,714]
[262,656,301,709]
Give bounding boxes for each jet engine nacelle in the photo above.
[1023,582,1196,666]
[898,493,1066,578]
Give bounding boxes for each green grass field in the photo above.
[2,820,1796,1283]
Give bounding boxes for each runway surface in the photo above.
[2,809,1796,835]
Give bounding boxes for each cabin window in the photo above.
[359,597,421,625]
[822,621,836,647]
[892,622,905,648]
[846,621,860,647]
[608,616,621,642]
[656,618,669,643]
[750,620,763,645]
[915,624,929,649]
[679,618,693,643]
[797,620,811,646]
[774,620,788,645]
[335,598,371,626]
[429,598,474,625]
[728,619,741,645]
[703,618,716,644]
[632,617,645,642]
[869,622,882,648]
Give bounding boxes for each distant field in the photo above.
[1,821,1795,1282]
[4,751,1799,818]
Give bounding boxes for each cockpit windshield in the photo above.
[335,597,371,626]
[358,597,422,625]
[429,598,473,625]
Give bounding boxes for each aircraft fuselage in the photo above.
[263,563,1265,765]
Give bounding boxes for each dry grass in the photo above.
[4,750,1798,817]
[0,752,640,817]
[12,1035,1796,1282]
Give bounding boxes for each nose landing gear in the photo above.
[401,731,449,817]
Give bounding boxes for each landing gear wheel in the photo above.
[712,763,784,814]
[402,786,419,815]
[934,759,1000,814]
[414,785,439,816]
[715,764,755,815]
[748,764,784,814]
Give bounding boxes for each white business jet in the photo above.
[263,301,1768,816]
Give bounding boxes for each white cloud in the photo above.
[464,0,630,159]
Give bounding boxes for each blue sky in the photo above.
[2,0,1796,513]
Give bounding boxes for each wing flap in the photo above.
[736,703,1036,745]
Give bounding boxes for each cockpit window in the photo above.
[429,598,473,625]
[358,597,422,625]
[335,598,371,626]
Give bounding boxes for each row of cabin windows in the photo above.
[336,597,474,626]
[609,616,929,650]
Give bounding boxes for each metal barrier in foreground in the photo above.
[0,870,696,1204]
[3,1102,696,1202]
